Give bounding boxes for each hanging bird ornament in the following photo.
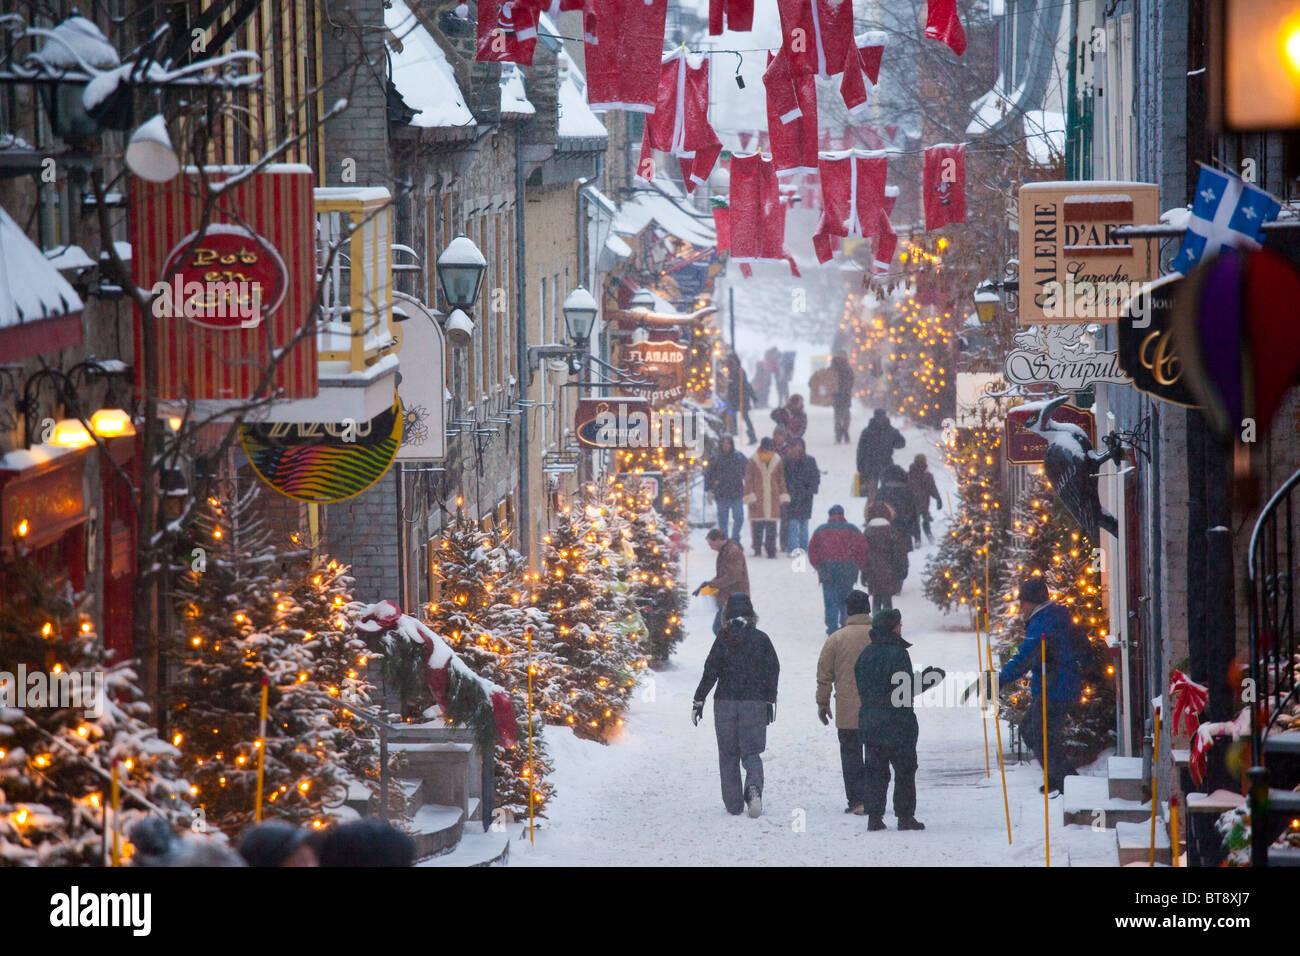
[1025,395,1126,543]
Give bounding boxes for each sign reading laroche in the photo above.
[622,339,689,407]
[1005,403,1096,464]
[240,395,404,503]
[1116,274,1199,407]
[130,165,317,400]
[1018,181,1159,326]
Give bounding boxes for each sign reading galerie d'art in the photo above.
[240,395,404,503]
[1018,181,1159,326]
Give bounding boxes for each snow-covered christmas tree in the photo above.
[1,552,189,866]
[166,481,377,834]
[616,479,687,665]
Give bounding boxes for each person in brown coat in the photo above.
[695,528,750,634]
[744,437,789,558]
[862,501,908,612]
[815,589,875,814]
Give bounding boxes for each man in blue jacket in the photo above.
[997,576,1086,795]
[704,435,748,541]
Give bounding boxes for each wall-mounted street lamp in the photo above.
[125,114,179,183]
[527,285,599,380]
[435,234,486,350]
[628,287,655,311]
[973,282,999,323]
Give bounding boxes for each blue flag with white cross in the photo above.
[1170,165,1281,274]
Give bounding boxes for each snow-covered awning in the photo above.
[1,204,84,361]
[556,48,607,142]
[500,64,535,118]
[385,0,474,129]
[1022,109,1065,166]
[613,178,715,247]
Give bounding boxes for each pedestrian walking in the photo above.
[856,409,905,495]
[724,353,758,445]
[862,501,907,612]
[996,576,1087,794]
[694,527,750,634]
[816,589,875,814]
[744,437,788,558]
[781,438,820,554]
[770,393,808,443]
[855,608,944,831]
[777,350,796,406]
[876,463,917,552]
[907,454,943,545]
[238,820,319,867]
[704,435,747,541]
[830,351,855,444]
[753,358,773,409]
[808,504,868,634]
[692,593,780,818]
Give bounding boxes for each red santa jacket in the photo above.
[709,0,753,34]
[637,50,723,191]
[584,0,669,112]
[775,0,886,112]
[763,47,818,177]
[729,152,788,264]
[812,149,889,265]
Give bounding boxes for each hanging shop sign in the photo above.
[240,394,404,503]
[1004,323,1130,389]
[619,471,664,512]
[574,397,701,451]
[0,450,86,553]
[391,292,447,461]
[1005,403,1096,464]
[1018,181,1159,326]
[130,164,317,399]
[621,338,689,406]
[1116,274,1199,407]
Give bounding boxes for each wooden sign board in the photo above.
[1005,403,1096,464]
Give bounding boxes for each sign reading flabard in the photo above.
[1005,403,1096,464]
[622,339,689,407]
[1018,181,1159,325]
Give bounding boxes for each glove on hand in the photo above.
[817,705,832,726]
[691,700,704,726]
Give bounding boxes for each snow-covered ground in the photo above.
[512,402,1118,866]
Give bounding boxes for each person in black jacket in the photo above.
[875,464,917,553]
[724,353,758,445]
[692,593,780,817]
[856,409,905,495]
[781,438,820,554]
[854,608,943,831]
[704,435,748,541]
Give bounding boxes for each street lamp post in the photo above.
[436,234,487,350]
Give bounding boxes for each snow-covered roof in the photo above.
[0,442,78,474]
[557,49,607,140]
[385,0,474,129]
[0,205,84,330]
[1023,110,1065,166]
[613,178,715,247]
[499,64,535,117]
[966,73,1032,136]
[45,244,96,271]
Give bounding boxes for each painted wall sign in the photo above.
[1018,181,1159,325]
[1116,274,1200,407]
[1004,324,1130,389]
[391,292,447,461]
[1005,403,1096,464]
[240,395,404,503]
[130,165,317,399]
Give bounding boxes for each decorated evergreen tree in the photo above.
[1,552,189,866]
[423,509,554,818]
[167,482,377,834]
[624,504,687,665]
[991,469,1117,766]
[923,425,1009,613]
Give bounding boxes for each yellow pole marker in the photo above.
[1042,636,1050,867]
[990,662,1012,845]
[110,758,121,867]
[254,674,269,823]
[974,577,990,777]
[1169,794,1180,867]
[527,628,536,846]
[1149,704,1161,867]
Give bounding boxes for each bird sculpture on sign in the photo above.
[1023,394,1127,544]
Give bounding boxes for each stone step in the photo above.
[408,802,465,860]
[1107,756,1145,802]
[1184,789,1246,814]
[1063,774,1152,827]
[417,826,511,867]
[1115,820,1171,866]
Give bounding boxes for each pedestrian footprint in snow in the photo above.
[692,593,780,818]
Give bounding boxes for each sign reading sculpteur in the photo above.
[622,339,689,407]
[1004,324,1130,389]
[574,397,701,452]
[1018,182,1159,325]
[1005,403,1096,464]
[240,395,404,503]
[391,292,447,461]
[1116,274,1200,407]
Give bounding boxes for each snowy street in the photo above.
[514,404,1118,866]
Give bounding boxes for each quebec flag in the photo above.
[1171,165,1281,274]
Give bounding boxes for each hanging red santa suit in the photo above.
[763,47,818,177]
[922,142,966,230]
[637,49,723,192]
[729,153,797,275]
[584,0,669,111]
[477,0,542,64]
[775,0,887,112]
[925,0,967,56]
[709,0,753,34]
[872,185,900,276]
[812,148,888,265]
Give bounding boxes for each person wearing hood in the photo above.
[744,437,789,558]
[781,438,820,554]
[770,393,808,443]
[862,501,908,613]
[816,589,875,814]
[856,408,905,495]
[997,576,1087,794]
[854,608,944,831]
[830,351,856,444]
[876,463,918,552]
[704,435,748,541]
[907,454,943,545]
[692,594,781,817]
[808,505,868,634]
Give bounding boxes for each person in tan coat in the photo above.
[815,590,875,814]
[744,437,789,558]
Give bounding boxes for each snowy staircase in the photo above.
[1062,773,1152,827]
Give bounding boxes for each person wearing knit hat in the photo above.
[816,589,875,814]
[238,820,318,867]
[808,504,868,634]
[692,593,780,818]
[996,575,1087,794]
[854,609,944,830]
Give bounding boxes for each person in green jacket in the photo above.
[854,608,944,831]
